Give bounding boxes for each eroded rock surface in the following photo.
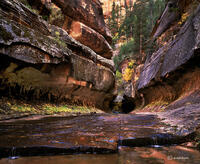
[135,0,200,131]
[0,0,115,110]
[138,1,200,90]
[27,0,113,59]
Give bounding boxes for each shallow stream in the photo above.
[0,113,199,163]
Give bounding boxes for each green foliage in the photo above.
[4,101,100,114]
[53,31,66,47]
[109,0,165,68]
[43,105,97,114]
[120,39,135,56]
[49,4,64,25]
[116,70,122,79]
[128,60,135,68]
[18,0,40,15]
[42,15,49,21]
[113,39,135,67]
[116,70,123,85]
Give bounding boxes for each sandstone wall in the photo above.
[25,0,113,59]
[0,0,115,111]
[135,0,200,110]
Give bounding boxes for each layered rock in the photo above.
[137,0,200,91]
[52,0,112,43]
[62,16,113,59]
[134,0,200,132]
[24,0,113,59]
[0,0,115,110]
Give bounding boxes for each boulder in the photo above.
[0,0,115,111]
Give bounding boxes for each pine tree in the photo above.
[111,0,166,67]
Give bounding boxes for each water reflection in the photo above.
[1,146,200,164]
[0,114,200,163]
[0,114,161,149]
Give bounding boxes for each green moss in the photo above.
[23,29,31,38]
[4,101,101,114]
[53,35,66,47]
[42,15,49,21]
[12,105,36,113]
[44,104,98,114]
[55,31,60,36]
[0,25,14,41]
[52,30,67,47]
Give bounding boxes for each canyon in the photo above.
[0,1,200,163]
[0,0,115,111]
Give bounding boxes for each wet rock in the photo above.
[118,133,196,147]
[0,113,198,158]
[0,113,166,155]
[135,1,200,137]
[158,90,200,135]
[0,146,117,158]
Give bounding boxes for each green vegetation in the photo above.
[115,70,123,94]
[0,25,14,41]
[1,99,101,115]
[109,0,165,68]
[113,39,135,67]
[49,3,64,25]
[115,60,136,96]
[19,0,40,15]
[53,30,67,47]
[44,105,97,114]
[18,0,30,7]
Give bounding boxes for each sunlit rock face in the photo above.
[25,0,113,59]
[100,0,135,21]
[62,16,113,59]
[0,0,115,111]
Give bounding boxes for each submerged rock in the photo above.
[0,0,115,111]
